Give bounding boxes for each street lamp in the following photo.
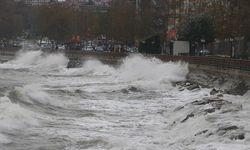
[229,38,234,58]
[201,39,206,56]
[195,41,198,56]
[201,39,205,50]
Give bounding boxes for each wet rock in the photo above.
[0,87,8,97]
[230,133,245,140]
[192,99,210,105]
[128,86,140,92]
[173,81,186,87]
[218,125,239,132]
[175,81,205,91]
[178,88,185,92]
[216,125,245,140]
[217,94,224,98]
[157,109,165,114]
[8,90,21,104]
[206,132,214,137]
[195,129,209,136]
[192,98,220,105]
[171,121,176,126]
[226,81,249,96]
[192,98,232,110]
[217,130,227,136]
[181,113,194,123]
[210,100,232,110]
[67,60,82,68]
[220,103,243,113]
[75,89,82,93]
[121,86,141,94]
[210,88,220,95]
[174,106,184,112]
[121,89,129,94]
[204,108,216,114]
[187,84,200,91]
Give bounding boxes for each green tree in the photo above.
[78,10,100,40]
[32,5,74,43]
[108,0,136,44]
[136,0,166,39]
[178,14,215,44]
[207,0,250,58]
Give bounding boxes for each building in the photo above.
[23,0,55,5]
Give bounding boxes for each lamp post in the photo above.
[201,39,205,50]
[201,38,205,56]
[230,38,234,58]
[195,41,198,56]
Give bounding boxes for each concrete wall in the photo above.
[188,64,250,95]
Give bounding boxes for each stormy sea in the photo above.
[0,49,250,150]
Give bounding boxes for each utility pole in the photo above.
[237,0,241,57]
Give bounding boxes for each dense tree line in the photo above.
[1,0,250,54]
[178,0,250,43]
[206,0,250,41]
[0,0,23,40]
[32,5,75,43]
[178,14,215,44]
[0,0,167,45]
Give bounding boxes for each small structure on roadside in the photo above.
[170,41,190,56]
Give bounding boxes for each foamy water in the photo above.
[0,50,249,150]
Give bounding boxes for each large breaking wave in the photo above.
[0,51,188,87]
[0,51,69,71]
[57,54,189,90]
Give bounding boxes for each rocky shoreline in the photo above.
[170,80,247,143]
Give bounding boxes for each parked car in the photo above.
[199,49,210,56]
[96,45,104,52]
[57,44,66,50]
[127,46,138,53]
[82,45,93,51]
[40,43,51,49]
[12,42,22,47]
